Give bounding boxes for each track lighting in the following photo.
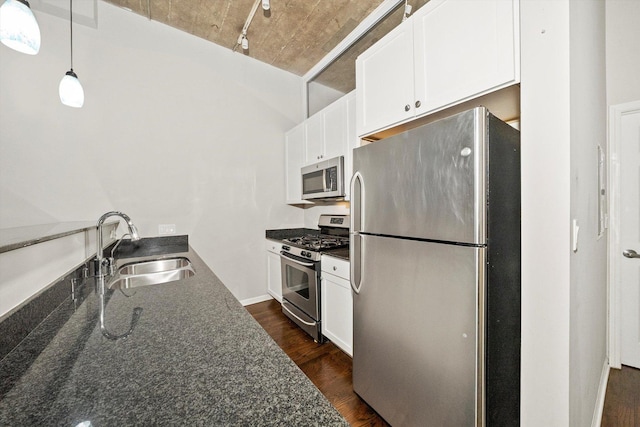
[402,1,412,22]
[59,0,84,108]
[236,0,270,53]
[0,0,41,55]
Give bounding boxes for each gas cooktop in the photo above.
[282,234,349,252]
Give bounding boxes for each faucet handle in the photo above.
[111,233,131,259]
[104,257,116,276]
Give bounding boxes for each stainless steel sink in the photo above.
[108,257,195,289]
[118,257,192,275]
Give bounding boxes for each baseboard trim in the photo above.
[591,360,610,427]
[240,294,273,306]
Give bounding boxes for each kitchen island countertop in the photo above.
[0,244,348,426]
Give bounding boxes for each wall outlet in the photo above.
[158,224,176,235]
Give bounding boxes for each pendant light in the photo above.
[59,0,84,108]
[0,0,41,55]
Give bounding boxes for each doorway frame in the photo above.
[608,99,640,369]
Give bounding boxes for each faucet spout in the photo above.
[96,211,141,277]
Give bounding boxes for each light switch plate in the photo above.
[158,224,176,235]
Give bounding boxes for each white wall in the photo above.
[520,1,572,423]
[0,2,305,304]
[302,202,350,229]
[520,0,608,425]
[568,2,608,426]
[307,80,346,117]
[606,0,640,106]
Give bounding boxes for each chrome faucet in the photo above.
[96,211,140,277]
[96,275,143,340]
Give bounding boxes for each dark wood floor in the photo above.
[602,365,640,427]
[246,299,389,426]
[247,299,639,427]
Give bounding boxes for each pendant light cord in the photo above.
[69,0,73,70]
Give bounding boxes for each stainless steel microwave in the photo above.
[301,156,345,200]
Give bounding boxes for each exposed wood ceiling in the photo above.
[103,0,429,94]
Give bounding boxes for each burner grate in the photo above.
[283,234,349,251]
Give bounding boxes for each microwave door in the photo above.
[301,156,345,200]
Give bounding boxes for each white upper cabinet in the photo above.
[284,91,359,205]
[414,0,519,112]
[284,122,311,204]
[356,20,415,136]
[304,96,349,165]
[322,95,350,161]
[357,0,520,137]
[344,91,358,201]
[305,112,325,164]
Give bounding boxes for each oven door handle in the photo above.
[282,302,317,327]
[280,251,316,267]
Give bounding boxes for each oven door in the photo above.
[280,251,320,321]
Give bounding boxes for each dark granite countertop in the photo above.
[265,227,319,241]
[322,247,350,261]
[266,229,350,261]
[0,242,347,426]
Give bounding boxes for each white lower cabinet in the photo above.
[266,240,282,302]
[321,255,352,356]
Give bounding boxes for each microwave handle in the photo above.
[324,168,332,192]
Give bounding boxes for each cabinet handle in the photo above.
[415,100,421,108]
[333,266,337,271]
[404,104,410,112]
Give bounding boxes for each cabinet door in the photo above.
[284,123,310,204]
[344,91,359,201]
[413,0,519,113]
[356,18,415,137]
[322,97,348,161]
[321,273,353,356]
[267,250,282,302]
[305,112,325,164]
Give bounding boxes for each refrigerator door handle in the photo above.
[350,233,363,294]
[350,171,364,233]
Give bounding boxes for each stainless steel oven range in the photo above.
[280,214,349,342]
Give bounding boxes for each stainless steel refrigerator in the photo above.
[350,107,520,426]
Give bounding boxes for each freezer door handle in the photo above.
[350,171,364,233]
[350,233,362,294]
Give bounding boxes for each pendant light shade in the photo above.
[0,0,41,55]
[59,0,84,108]
[59,70,84,108]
